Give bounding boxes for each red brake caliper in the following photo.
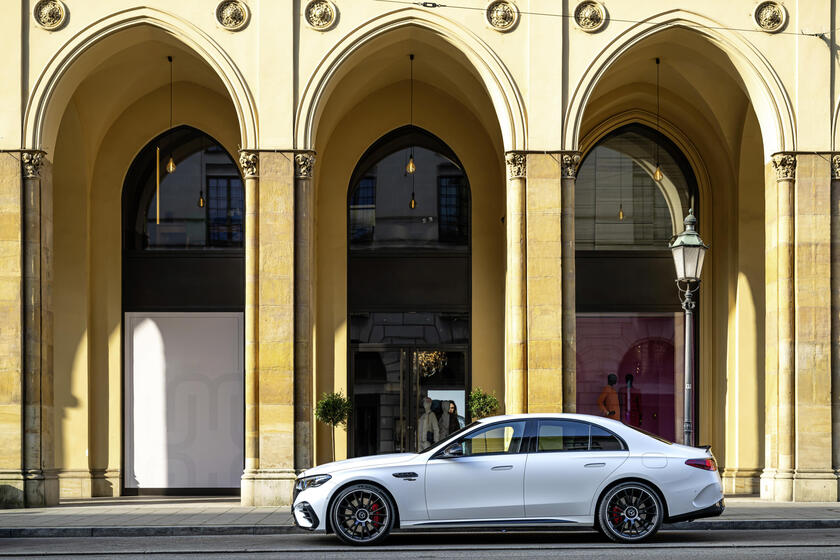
[371,503,381,526]
[610,505,622,525]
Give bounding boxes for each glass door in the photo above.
[350,346,467,457]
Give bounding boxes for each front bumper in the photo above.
[666,498,725,524]
[291,500,321,531]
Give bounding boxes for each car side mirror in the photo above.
[442,443,463,458]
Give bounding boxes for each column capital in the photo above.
[294,151,316,179]
[21,150,46,179]
[560,151,582,179]
[505,151,526,179]
[239,150,259,178]
[831,153,840,180]
[771,152,796,182]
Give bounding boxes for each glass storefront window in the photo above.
[576,314,684,442]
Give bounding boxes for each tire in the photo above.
[597,481,663,543]
[330,483,395,545]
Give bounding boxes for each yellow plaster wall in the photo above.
[314,80,505,464]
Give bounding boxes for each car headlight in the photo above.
[295,474,332,492]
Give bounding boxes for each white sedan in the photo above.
[292,413,725,545]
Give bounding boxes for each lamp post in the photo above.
[669,208,708,447]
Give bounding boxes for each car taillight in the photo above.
[685,458,717,471]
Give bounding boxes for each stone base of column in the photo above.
[773,469,794,501]
[722,468,761,495]
[759,468,776,500]
[792,470,838,502]
[91,468,121,497]
[56,469,93,498]
[241,468,297,506]
[24,469,58,507]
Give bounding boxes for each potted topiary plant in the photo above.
[315,391,353,462]
[467,387,500,420]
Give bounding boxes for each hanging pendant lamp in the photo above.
[653,57,663,182]
[166,55,176,174]
[407,54,417,209]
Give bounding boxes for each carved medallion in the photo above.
[239,151,259,178]
[305,0,337,31]
[574,1,606,33]
[753,1,786,33]
[295,152,316,179]
[771,153,796,181]
[216,1,250,31]
[486,1,519,33]
[33,0,66,31]
[506,152,526,179]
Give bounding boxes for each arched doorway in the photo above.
[121,125,244,493]
[575,124,698,442]
[347,126,470,457]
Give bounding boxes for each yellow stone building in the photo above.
[1,0,838,507]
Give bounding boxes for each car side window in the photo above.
[537,420,590,451]
[459,421,526,456]
[590,424,624,451]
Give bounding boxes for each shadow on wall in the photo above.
[0,485,24,509]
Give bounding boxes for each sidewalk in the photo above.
[0,496,838,538]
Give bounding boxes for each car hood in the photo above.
[300,453,418,477]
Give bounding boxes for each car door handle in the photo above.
[584,462,606,468]
[491,465,513,471]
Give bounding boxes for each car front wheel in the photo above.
[597,481,663,543]
[330,483,395,545]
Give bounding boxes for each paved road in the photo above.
[2,529,840,559]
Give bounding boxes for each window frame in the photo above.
[433,419,528,458]
[530,418,627,453]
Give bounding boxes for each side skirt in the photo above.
[400,517,594,529]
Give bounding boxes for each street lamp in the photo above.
[669,208,708,446]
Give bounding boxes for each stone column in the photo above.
[761,158,780,500]
[505,152,527,414]
[524,153,566,413]
[832,154,840,498]
[772,153,795,501]
[240,150,297,506]
[21,151,57,507]
[560,152,581,412]
[240,151,261,505]
[793,153,836,501]
[294,151,315,472]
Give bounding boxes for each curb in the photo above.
[1,519,840,538]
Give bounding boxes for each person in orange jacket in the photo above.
[597,374,620,419]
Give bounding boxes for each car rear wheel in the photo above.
[330,483,395,545]
[597,481,663,543]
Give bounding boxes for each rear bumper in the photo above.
[666,499,725,524]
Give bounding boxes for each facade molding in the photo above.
[294,152,316,179]
[239,150,259,178]
[294,6,527,151]
[559,151,582,179]
[23,6,259,152]
[563,9,796,159]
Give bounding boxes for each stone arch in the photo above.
[565,9,795,159]
[23,6,258,152]
[295,7,526,151]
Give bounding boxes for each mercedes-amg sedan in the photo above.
[292,413,724,545]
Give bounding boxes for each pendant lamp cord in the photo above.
[655,57,660,166]
[409,54,414,126]
[168,56,173,130]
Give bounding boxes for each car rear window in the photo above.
[590,425,624,451]
[536,420,626,452]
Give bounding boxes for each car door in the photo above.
[524,419,629,518]
[425,420,527,520]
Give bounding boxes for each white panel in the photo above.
[125,313,244,489]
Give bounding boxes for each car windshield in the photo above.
[627,425,673,445]
[422,421,480,453]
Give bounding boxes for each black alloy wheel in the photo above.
[598,481,663,543]
[330,483,395,545]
